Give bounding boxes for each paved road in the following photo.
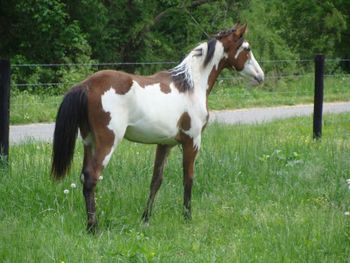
[10,102,350,144]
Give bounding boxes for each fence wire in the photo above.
[9,59,350,95]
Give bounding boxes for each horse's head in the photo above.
[217,24,264,85]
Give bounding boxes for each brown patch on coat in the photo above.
[133,71,172,94]
[207,59,227,96]
[177,112,191,131]
[172,76,191,93]
[82,69,174,97]
[84,70,133,95]
[86,87,115,163]
[79,71,119,169]
[234,50,250,71]
[159,82,171,94]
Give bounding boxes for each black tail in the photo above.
[51,85,88,180]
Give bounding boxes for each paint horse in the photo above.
[51,24,264,231]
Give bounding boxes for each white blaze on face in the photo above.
[234,42,250,59]
[236,41,264,85]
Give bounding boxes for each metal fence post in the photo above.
[0,59,10,161]
[313,54,324,140]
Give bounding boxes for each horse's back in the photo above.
[83,70,133,95]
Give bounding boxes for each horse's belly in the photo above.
[124,119,179,145]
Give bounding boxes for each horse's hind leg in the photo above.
[142,144,171,223]
[81,128,117,232]
[81,144,97,232]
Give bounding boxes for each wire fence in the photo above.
[10,58,350,89]
[9,58,350,117]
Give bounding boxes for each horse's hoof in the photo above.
[141,211,150,223]
[183,209,192,221]
[141,220,150,228]
[87,221,98,234]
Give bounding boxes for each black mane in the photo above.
[170,63,193,92]
[170,30,234,91]
[203,38,217,67]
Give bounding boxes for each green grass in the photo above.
[10,74,350,124]
[10,91,61,124]
[1,114,350,262]
[209,74,350,110]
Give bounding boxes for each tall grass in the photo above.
[1,114,350,262]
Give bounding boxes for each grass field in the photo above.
[10,74,350,124]
[1,114,350,262]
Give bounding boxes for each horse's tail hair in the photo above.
[51,85,88,180]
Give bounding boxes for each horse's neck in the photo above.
[183,41,226,97]
[206,59,226,95]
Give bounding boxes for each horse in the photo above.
[51,23,264,231]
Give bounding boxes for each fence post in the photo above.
[0,59,10,161]
[313,54,324,140]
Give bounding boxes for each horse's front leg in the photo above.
[182,137,198,220]
[142,144,171,223]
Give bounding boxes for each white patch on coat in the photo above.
[193,135,201,150]
[101,88,129,167]
[102,145,115,167]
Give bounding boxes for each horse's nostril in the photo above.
[254,75,263,84]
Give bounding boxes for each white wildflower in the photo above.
[70,183,77,189]
[63,189,69,194]
[346,179,350,185]
[99,176,103,181]
[345,211,350,216]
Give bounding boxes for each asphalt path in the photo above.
[9,102,350,144]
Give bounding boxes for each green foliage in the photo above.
[274,1,347,58]
[0,0,349,91]
[11,0,91,63]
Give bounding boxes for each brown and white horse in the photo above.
[51,24,264,231]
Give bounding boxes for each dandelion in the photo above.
[63,189,69,194]
[71,183,77,189]
[345,211,350,216]
[99,176,103,181]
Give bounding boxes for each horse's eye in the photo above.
[245,47,251,52]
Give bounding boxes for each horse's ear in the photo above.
[234,23,247,37]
